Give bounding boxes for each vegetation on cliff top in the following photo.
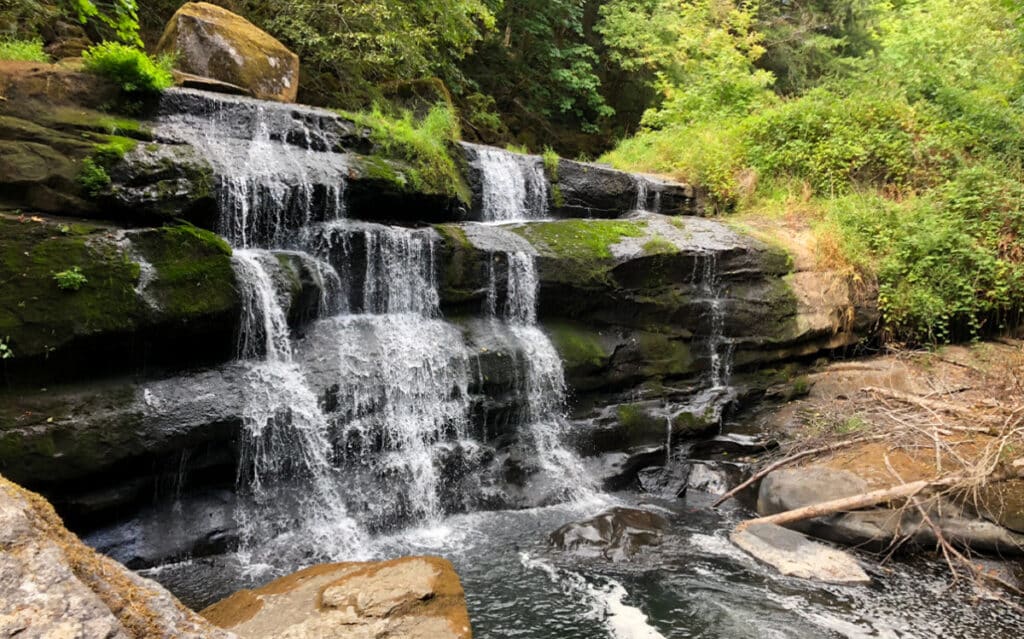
[601,0,1024,344]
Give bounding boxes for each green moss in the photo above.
[0,38,48,62]
[0,216,142,359]
[434,223,486,303]
[542,147,560,182]
[77,158,111,196]
[510,219,646,260]
[615,403,665,439]
[341,104,470,203]
[636,332,694,377]
[546,321,609,370]
[642,237,678,255]
[93,136,137,165]
[131,225,237,318]
[551,182,565,209]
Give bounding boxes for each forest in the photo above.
[7,0,1016,345]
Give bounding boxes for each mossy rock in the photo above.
[0,215,238,368]
[156,2,300,102]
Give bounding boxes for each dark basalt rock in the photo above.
[550,507,669,560]
[84,490,240,568]
[551,159,698,218]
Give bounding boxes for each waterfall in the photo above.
[487,249,596,500]
[360,226,440,316]
[695,253,734,389]
[296,315,473,528]
[471,144,549,222]
[230,250,365,563]
[157,89,348,249]
[156,91,595,570]
[634,175,662,213]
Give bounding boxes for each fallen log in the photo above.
[712,434,889,508]
[734,460,1024,532]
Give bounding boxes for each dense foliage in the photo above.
[602,0,1024,343]
[7,0,1023,343]
[82,41,173,94]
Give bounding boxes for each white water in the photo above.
[231,250,365,563]
[633,176,662,214]
[695,252,734,389]
[520,553,667,639]
[472,145,549,221]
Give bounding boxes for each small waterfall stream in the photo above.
[469,144,549,221]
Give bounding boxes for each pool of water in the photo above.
[144,489,1024,638]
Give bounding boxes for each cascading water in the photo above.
[231,249,364,564]
[154,89,595,570]
[469,143,549,221]
[633,175,662,214]
[486,250,596,501]
[157,89,348,249]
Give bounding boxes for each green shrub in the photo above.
[542,147,559,182]
[0,38,49,62]
[53,266,88,291]
[82,42,174,95]
[341,104,468,202]
[77,158,111,196]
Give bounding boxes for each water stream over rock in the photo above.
[101,88,1022,638]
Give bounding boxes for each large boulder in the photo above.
[202,557,473,638]
[758,466,1024,555]
[156,2,300,102]
[0,474,236,638]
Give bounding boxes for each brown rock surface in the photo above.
[203,556,473,639]
[0,473,236,639]
[156,2,300,102]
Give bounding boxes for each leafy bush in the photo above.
[53,266,88,291]
[77,158,111,196]
[342,104,467,201]
[82,42,173,94]
[0,38,49,62]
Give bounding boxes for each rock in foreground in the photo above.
[730,523,870,585]
[157,2,300,102]
[203,557,473,639]
[0,474,234,639]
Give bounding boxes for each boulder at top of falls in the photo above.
[0,473,235,638]
[202,557,473,639]
[730,523,871,585]
[550,507,669,560]
[156,2,300,102]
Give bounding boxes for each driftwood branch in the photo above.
[863,386,979,420]
[712,434,888,508]
[734,460,1024,533]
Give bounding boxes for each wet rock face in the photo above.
[157,2,300,102]
[0,474,236,639]
[549,507,669,560]
[202,557,472,639]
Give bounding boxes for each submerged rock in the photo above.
[730,523,871,585]
[202,557,473,638]
[550,507,669,560]
[0,474,235,638]
[157,2,300,102]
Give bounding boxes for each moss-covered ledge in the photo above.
[0,215,239,383]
